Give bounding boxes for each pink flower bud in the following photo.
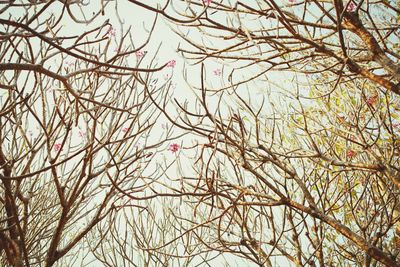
[213,68,222,76]
[107,26,116,37]
[167,143,180,153]
[54,143,62,152]
[346,150,356,158]
[366,96,377,106]
[346,2,356,12]
[166,60,176,68]
[135,50,146,59]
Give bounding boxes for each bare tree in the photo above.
[0,1,174,266]
[2,0,400,266]
[128,0,400,93]
[123,0,400,266]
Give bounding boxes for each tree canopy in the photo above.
[1,1,400,266]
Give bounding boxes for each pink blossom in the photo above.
[166,60,176,68]
[78,131,85,137]
[213,68,222,76]
[135,50,146,59]
[122,127,130,133]
[167,143,180,153]
[288,0,295,2]
[366,96,377,106]
[203,0,212,5]
[64,60,75,67]
[346,149,357,158]
[393,123,400,128]
[107,26,116,37]
[54,143,62,152]
[346,2,356,12]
